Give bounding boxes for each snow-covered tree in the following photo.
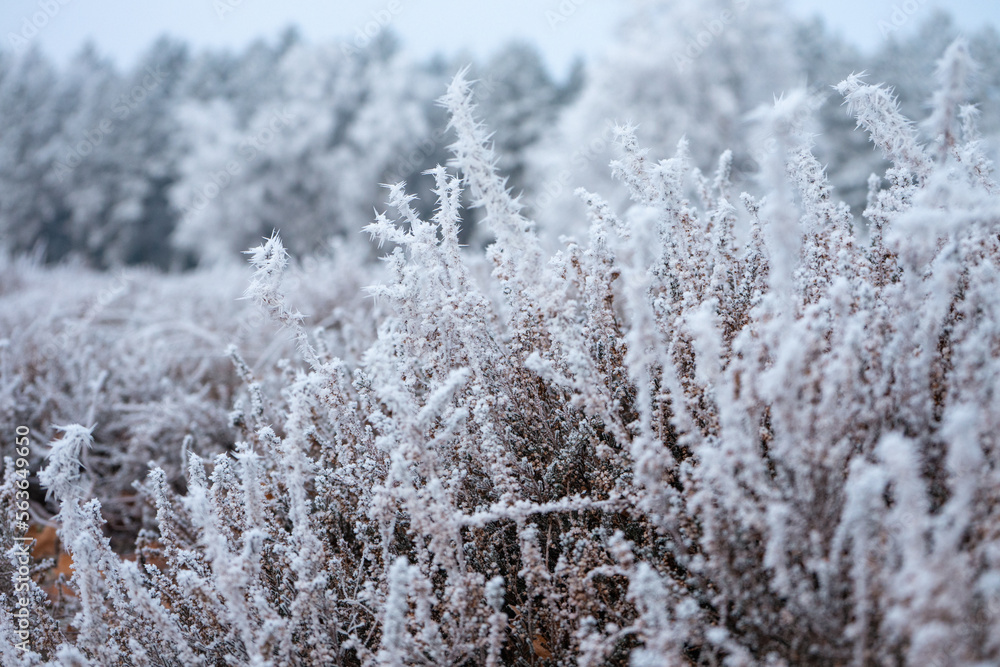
[792,17,880,214]
[47,39,187,268]
[0,47,66,260]
[170,34,443,264]
[471,43,575,215]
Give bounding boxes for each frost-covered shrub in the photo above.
[3,42,1000,666]
[0,239,375,534]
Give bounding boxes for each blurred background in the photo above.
[0,0,998,268]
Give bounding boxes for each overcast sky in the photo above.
[2,1,998,77]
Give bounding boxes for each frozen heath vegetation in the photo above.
[3,30,1000,667]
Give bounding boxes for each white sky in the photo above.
[1,1,998,78]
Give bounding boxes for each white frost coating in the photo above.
[6,33,1000,667]
[38,424,94,503]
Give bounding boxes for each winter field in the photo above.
[2,1,1000,665]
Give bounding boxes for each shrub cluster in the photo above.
[3,42,1000,666]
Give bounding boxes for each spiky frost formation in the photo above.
[3,39,1000,667]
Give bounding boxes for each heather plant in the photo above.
[0,240,375,535]
[3,41,1000,667]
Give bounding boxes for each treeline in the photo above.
[0,5,997,268]
[0,29,579,267]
